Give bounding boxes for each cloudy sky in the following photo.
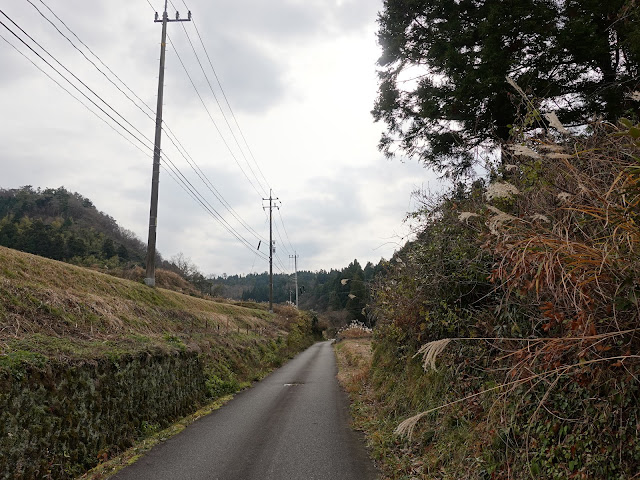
[0,0,441,276]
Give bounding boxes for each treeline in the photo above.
[212,258,386,323]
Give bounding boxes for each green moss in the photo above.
[0,349,47,371]
[0,246,317,479]
[0,326,316,480]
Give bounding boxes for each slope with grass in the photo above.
[0,246,317,480]
[335,118,640,478]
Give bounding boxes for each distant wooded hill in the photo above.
[0,186,167,269]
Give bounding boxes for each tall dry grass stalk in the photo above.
[414,338,451,371]
[395,353,640,439]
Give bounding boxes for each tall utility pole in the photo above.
[263,190,278,312]
[289,252,299,308]
[145,1,191,287]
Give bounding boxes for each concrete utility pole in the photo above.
[289,252,299,308]
[145,1,191,287]
[263,190,278,312]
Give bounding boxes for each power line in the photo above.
[0,12,153,153]
[27,0,270,254]
[276,208,296,255]
[35,0,157,118]
[141,1,269,243]
[180,0,272,193]
[151,0,298,270]
[144,2,267,265]
[160,153,270,262]
[27,0,157,125]
[160,149,269,260]
[277,209,296,253]
[166,33,266,199]
[162,129,268,244]
[272,215,292,257]
[170,0,269,198]
[0,8,270,267]
[7,2,292,274]
[0,31,152,160]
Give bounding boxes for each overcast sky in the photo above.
[0,0,441,276]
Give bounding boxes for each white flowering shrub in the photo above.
[337,320,373,339]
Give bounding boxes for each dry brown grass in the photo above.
[334,339,373,394]
[105,266,199,296]
[0,246,290,358]
[485,122,640,371]
[393,118,640,445]
[337,320,373,341]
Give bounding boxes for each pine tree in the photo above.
[373,0,640,178]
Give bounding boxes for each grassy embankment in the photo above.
[334,116,640,479]
[336,336,490,480]
[336,334,640,480]
[0,246,316,479]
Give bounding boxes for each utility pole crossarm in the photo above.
[154,10,192,23]
[144,0,191,288]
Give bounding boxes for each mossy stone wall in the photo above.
[0,351,206,480]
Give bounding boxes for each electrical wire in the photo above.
[28,0,157,123]
[8,1,293,272]
[35,0,156,117]
[27,0,271,252]
[166,32,265,199]
[272,217,292,258]
[160,150,271,260]
[277,208,296,253]
[0,12,153,153]
[0,31,151,160]
[155,0,298,265]
[144,1,272,245]
[170,0,268,198]
[162,130,268,244]
[180,0,272,193]
[1,8,271,265]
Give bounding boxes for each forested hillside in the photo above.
[0,186,386,329]
[0,186,150,268]
[0,186,218,295]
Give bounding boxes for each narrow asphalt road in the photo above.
[112,340,378,480]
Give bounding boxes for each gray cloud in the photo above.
[191,0,327,42]
[331,0,383,33]
[164,30,287,114]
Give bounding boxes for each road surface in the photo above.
[113,340,378,480]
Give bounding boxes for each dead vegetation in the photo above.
[0,246,289,360]
[358,91,640,477]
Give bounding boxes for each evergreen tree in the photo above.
[0,187,147,267]
[373,0,640,178]
[66,235,88,258]
[116,243,129,261]
[0,220,18,249]
[101,238,116,259]
[345,272,367,322]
